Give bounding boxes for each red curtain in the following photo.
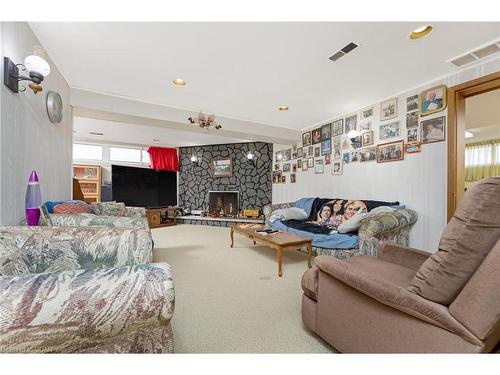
[147,147,179,171]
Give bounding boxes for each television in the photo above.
[111,164,177,208]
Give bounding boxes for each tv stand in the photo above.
[146,207,177,228]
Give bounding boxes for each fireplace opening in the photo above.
[208,191,239,218]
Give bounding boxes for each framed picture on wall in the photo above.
[314,147,320,157]
[407,127,419,143]
[376,140,404,163]
[325,154,331,165]
[342,151,351,164]
[344,114,357,134]
[321,139,332,155]
[405,142,422,154]
[360,121,371,131]
[332,119,344,136]
[297,147,303,158]
[307,146,313,157]
[284,148,292,161]
[380,97,398,121]
[359,147,376,162]
[307,157,314,168]
[291,174,296,183]
[302,131,312,146]
[332,159,343,175]
[407,94,419,112]
[312,128,322,144]
[361,130,374,147]
[314,159,324,174]
[421,116,446,144]
[360,106,374,119]
[302,159,308,171]
[419,85,447,116]
[283,163,291,172]
[321,123,331,140]
[379,121,400,140]
[272,170,282,183]
[406,111,419,129]
[211,157,233,177]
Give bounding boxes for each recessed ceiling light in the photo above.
[465,131,474,139]
[410,25,433,40]
[173,78,186,87]
[278,106,289,111]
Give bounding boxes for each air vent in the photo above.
[449,39,500,67]
[329,42,358,62]
[89,132,103,136]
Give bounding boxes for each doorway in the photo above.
[447,71,500,220]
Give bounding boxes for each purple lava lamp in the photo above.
[25,170,41,226]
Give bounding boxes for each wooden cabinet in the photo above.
[73,164,102,203]
[146,207,176,228]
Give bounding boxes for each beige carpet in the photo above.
[152,224,334,353]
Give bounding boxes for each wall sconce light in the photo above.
[3,47,51,94]
[190,154,202,167]
[246,151,257,165]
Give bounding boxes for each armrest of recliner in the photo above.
[314,256,481,346]
[0,263,174,353]
[377,242,430,271]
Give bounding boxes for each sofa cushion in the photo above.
[53,202,93,214]
[99,202,127,216]
[408,177,500,305]
[269,207,308,223]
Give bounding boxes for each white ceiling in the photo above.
[73,116,250,147]
[465,88,500,143]
[31,22,500,131]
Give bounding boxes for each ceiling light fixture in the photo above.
[173,78,186,87]
[3,46,51,94]
[278,106,289,111]
[465,130,474,139]
[188,111,222,130]
[410,25,433,40]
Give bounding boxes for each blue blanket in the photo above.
[270,220,359,249]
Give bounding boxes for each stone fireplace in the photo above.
[208,191,239,218]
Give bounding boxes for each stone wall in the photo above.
[178,142,272,212]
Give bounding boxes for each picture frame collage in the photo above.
[275,84,447,182]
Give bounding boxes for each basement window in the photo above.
[73,143,103,161]
[110,147,142,163]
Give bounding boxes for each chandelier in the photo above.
[188,111,222,130]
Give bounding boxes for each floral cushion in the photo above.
[100,202,127,216]
[53,202,94,214]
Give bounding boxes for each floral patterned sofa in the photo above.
[40,201,149,229]
[0,226,174,353]
[263,201,417,259]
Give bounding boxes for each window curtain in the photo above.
[147,147,179,171]
[465,139,500,181]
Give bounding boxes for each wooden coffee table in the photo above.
[230,224,313,277]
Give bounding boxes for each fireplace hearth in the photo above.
[208,191,239,218]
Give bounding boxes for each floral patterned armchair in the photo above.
[0,226,174,353]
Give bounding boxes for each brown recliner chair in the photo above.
[302,177,500,353]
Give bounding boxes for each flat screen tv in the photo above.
[111,164,177,208]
